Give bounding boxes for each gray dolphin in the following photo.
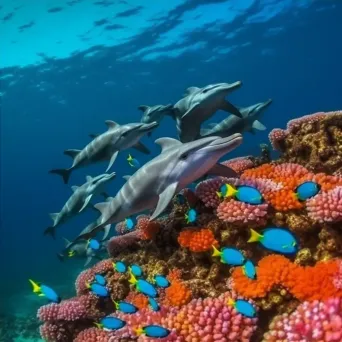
[173,82,243,143]
[74,134,243,242]
[200,99,272,138]
[138,104,175,137]
[44,172,116,238]
[49,121,158,184]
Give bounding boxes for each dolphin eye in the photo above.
[202,88,209,93]
[122,132,128,137]
[180,153,188,160]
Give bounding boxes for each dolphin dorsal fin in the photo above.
[86,175,92,182]
[183,86,200,96]
[123,175,131,181]
[138,105,150,112]
[155,137,182,153]
[105,120,119,130]
[71,185,78,192]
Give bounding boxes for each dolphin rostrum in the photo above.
[44,172,116,239]
[74,134,243,242]
[173,82,243,143]
[200,99,272,138]
[138,104,175,136]
[49,121,158,184]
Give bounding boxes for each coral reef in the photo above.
[37,111,342,341]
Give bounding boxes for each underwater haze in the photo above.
[1,0,342,341]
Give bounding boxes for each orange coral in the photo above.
[164,280,192,307]
[167,268,182,282]
[178,228,218,252]
[232,254,342,301]
[125,292,149,310]
[177,230,194,248]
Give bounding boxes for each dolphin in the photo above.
[138,104,175,137]
[44,172,116,239]
[200,99,272,138]
[49,121,158,184]
[173,82,243,143]
[73,134,243,242]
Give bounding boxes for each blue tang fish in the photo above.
[248,228,298,255]
[153,275,170,288]
[130,264,143,277]
[217,184,263,205]
[125,217,135,230]
[86,283,109,297]
[113,261,127,273]
[212,245,245,266]
[295,181,320,201]
[127,154,140,168]
[94,274,106,286]
[95,316,126,330]
[29,279,61,303]
[135,325,170,338]
[129,272,158,298]
[113,300,138,314]
[242,260,256,280]
[228,298,257,318]
[185,208,197,224]
[88,239,100,251]
[148,297,160,311]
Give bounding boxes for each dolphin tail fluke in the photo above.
[57,253,64,262]
[49,168,72,184]
[44,226,56,239]
[220,100,242,118]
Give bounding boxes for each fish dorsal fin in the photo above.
[64,149,81,159]
[155,137,182,153]
[71,185,78,192]
[252,120,266,131]
[123,175,131,181]
[183,86,200,97]
[86,175,92,182]
[138,105,150,112]
[105,120,119,130]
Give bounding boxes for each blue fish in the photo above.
[185,208,197,224]
[95,274,106,286]
[113,261,127,273]
[175,193,187,205]
[242,260,256,280]
[88,239,100,251]
[113,301,138,314]
[212,246,245,266]
[86,283,109,297]
[129,272,158,298]
[227,298,257,318]
[29,279,61,303]
[127,154,140,168]
[153,275,170,288]
[135,325,170,338]
[95,316,126,330]
[248,228,298,255]
[130,264,143,277]
[295,181,320,201]
[125,217,135,230]
[217,184,263,205]
[148,297,160,311]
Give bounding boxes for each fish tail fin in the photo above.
[212,245,221,257]
[57,253,64,262]
[128,271,137,285]
[227,297,235,307]
[94,322,102,329]
[44,226,56,239]
[247,229,263,243]
[134,327,144,336]
[216,191,222,198]
[127,154,132,161]
[28,279,41,294]
[49,168,72,184]
[226,184,238,197]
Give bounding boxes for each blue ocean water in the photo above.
[0,0,342,338]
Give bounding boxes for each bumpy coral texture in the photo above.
[263,298,342,342]
[232,255,342,301]
[178,228,218,252]
[221,156,255,174]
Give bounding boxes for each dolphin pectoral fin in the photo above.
[208,163,239,178]
[200,128,211,136]
[220,100,242,118]
[252,120,266,131]
[79,195,93,212]
[64,149,81,159]
[105,151,119,172]
[62,237,72,248]
[133,141,150,154]
[102,224,111,240]
[150,182,178,221]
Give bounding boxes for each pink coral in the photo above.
[221,156,255,174]
[107,230,142,257]
[263,298,342,342]
[268,128,288,151]
[216,199,268,224]
[333,261,342,290]
[306,186,342,223]
[40,322,69,342]
[74,328,118,342]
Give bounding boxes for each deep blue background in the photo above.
[1,0,341,316]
